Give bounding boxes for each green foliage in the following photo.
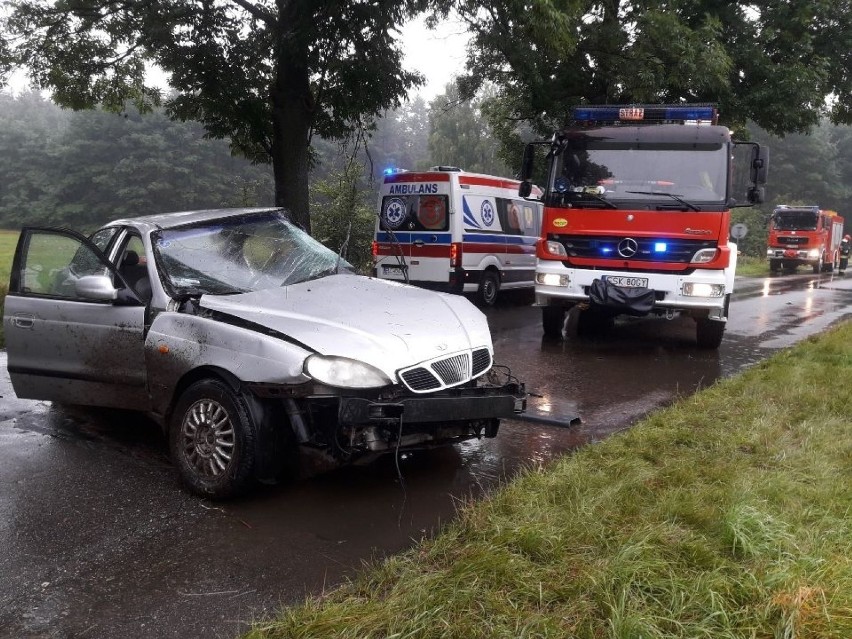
[245,321,852,638]
[309,158,376,274]
[365,98,432,176]
[428,83,512,176]
[1,0,425,231]
[0,229,18,348]
[436,0,852,163]
[0,91,273,229]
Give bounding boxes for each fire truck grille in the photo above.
[554,235,716,263]
[398,348,492,393]
[776,236,808,246]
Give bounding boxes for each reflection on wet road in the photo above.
[1,273,850,638]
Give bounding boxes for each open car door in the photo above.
[3,228,150,410]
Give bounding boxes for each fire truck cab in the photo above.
[767,205,845,274]
[519,105,769,349]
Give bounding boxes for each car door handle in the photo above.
[13,314,34,329]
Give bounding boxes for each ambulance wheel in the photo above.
[476,271,500,306]
[542,306,565,338]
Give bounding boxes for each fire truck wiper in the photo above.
[564,190,618,209]
[625,191,701,212]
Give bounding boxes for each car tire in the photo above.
[170,379,258,499]
[476,270,500,306]
[542,306,566,338]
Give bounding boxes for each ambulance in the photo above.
[372,166,543,305]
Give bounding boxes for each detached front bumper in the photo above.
[335,381,526,452]
[339,382,525,426]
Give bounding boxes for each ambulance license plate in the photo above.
[606,276,648,288]
[382,264,406,277]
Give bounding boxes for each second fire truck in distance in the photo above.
[518,104,769,349]
[767,205,845,274]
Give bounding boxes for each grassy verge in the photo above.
[736,254,768,277]
[247,322,852,639]
[0,230,18,348]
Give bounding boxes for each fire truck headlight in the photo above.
[691,249,719,264]
[543,240,568,258]
[766,248,774,257]
[807,249,820,258]
[536,273,569,287]
[682,282,725,298]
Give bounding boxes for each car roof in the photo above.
[105,207,285,233]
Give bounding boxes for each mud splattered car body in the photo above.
[3,208,525,497]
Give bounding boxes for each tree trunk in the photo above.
[271,39,313,234]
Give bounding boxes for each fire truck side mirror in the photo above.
[751,145,769,185]
[520,143,535,182]
[747,186,765,205]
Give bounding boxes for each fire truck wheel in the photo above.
[696,318,725,349]
[476,271,500,306]
[813,255,823,274]
[769,259,781,274]
[542,306,566,338]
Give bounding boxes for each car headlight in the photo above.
[304,355,392,389]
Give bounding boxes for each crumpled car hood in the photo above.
[198,274,492,377]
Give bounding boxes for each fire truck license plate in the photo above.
[606,276,648,288]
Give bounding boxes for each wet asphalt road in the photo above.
[2,271,851,638]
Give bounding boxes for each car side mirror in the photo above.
[518,181,532,198]
[75,275,119,301]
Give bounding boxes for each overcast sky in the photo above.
[398,15,471,102]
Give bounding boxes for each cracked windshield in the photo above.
[154,211,352,295]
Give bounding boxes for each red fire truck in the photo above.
[766,205,845,274]
[517,104,769,349]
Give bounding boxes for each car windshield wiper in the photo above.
[625,191,701,212]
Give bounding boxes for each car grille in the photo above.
[399,347,492,393]
[553,235,716,263]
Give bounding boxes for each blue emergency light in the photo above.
[654,242,668,253]
[572,105,717,124]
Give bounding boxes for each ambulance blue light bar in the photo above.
[572,105,717,124]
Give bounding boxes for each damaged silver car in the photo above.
[3,208,525,497]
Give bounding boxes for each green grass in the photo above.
[0,230,18,348]
[245,322,852,639]
[736,254,769,277]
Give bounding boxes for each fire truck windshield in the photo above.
[551,138,727,209]
[772,211,818,231]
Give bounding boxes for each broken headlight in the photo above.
[304,355,392,389]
